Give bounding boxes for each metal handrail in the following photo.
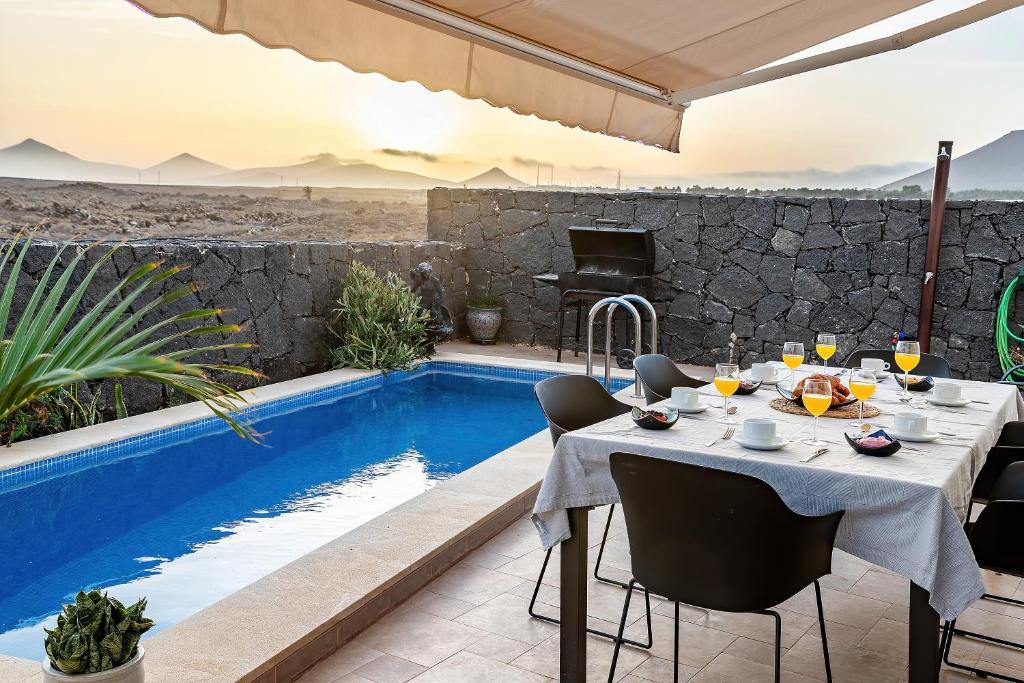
[585,296,638,397]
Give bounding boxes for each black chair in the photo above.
[843,348,952,378]
[941,461,1024,682]
[608,453,844,683]
[971,422,1024,519]
[632,353,709,405]
[530,375,652,649]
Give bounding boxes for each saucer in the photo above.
[734,435,788,451]
[886,429,940,443]
[668,402,710,414]
[745,371,784,386]
[927,396,971,408]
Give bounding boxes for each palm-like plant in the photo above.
[0,237,260,440]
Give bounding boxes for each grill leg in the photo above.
[556,294,567,363]
[573,300,582,357]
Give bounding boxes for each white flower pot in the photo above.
[42,646,145,683]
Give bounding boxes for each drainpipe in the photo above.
[916,141,953,352]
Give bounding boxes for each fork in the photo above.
[801,448,829,463]
[705,427,735,447]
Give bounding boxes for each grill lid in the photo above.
[569,226,655,277]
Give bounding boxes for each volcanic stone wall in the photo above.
[428,188,1024,380]
[9,239,466,413]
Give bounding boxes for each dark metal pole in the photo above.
[916,140,953,352]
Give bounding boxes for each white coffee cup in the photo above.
[895,411,928,435]
[751,363,780,382]
[862,357,890,373]
[742,418,777,444]
[933,381,962,402]
[671,387,700,409]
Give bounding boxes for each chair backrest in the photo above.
[973,421,1024,500]
[632,354,708,405]
[844,348,952,378]
[609,452,843,612]
[534,375,631,446]
[971,461,1024,577]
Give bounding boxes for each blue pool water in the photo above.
[0,363,619,659]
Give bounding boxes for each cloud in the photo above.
[301,152,363,164]
[511,156,548,167]
[719,162,929,189]
[377,148,442,163]
[570,163,614,172]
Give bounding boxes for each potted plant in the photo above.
[466,295,504,344]
[42,591,153,683]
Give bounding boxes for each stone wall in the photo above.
[428,188,1024,380]
[9,239,466,413]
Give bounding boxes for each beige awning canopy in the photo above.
[129,0,1022,152]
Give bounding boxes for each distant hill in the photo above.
[460,167,527,189]
[0,138,137,183]
[145,153,230,184]
[0,139,529,190]
[882,131,1024,191]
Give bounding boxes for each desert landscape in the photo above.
[0,177,428,241]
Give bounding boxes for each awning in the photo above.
[129,0,1022,152]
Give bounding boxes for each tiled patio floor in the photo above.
[300,510,1024,682]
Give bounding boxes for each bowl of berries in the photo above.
[631,405,679,430]
[845,429,902,457]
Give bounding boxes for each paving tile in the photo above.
[460,549,515,570]
[407,651,550,682]
[628,655,700,682]
[624,614,737,669]
[426,561,525,605]
[691,653,819,683]
[848,570,911,607]
[511,631,649,682]
[297,643,383,682]
[699,608,814,649]
[455,593,559,645]
[781,584,891,631]
[858,618,909,663]
[782,632,906,683]
[353,654,426,683]
[404,590,476,620]
[463,633,534,663]
[356,607,487,667]
[723,636,787,668]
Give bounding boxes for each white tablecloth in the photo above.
[532,367,1024,620]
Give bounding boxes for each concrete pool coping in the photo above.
[0,350,637,682]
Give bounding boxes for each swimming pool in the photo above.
[0,362,625,660]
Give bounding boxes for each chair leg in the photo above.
[759,610,781,683]
[607,579,635,683]
[814,580,834,683]
[556,296,566,363]
[942,612,1024,682]
[594,505,639,591]
[674,602,681,683]
[574,300,582,357]
[530,544,653,649]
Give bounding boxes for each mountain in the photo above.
[0,138,137,183]
[460,167,528,189]
[145,153,230,183]
[882,131,1024,191]
[208,154,455,189]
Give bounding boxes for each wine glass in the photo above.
[894,340,921,399]
[782,341,805,391]
[713,363,740,424]
[848,368,877,431]
[801,378,832,446]
[816,333,837,373]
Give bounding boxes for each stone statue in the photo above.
[410,262,454,345]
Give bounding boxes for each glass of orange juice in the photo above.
[782,341,804,391]
[816,333,837,373]
[894,340,921,398]
[713,363,740,424]
[848,368,877,429]
[801,378,832,446]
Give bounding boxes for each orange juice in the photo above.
[849,381,876,401]
[802,393,832,416]
[815,343,836,360]
[894,352,920,373]
[713,376,740,396]
[783,354,803,369]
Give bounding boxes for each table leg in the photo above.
[560,506,589,682]
[908,582,940,683]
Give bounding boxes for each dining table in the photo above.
[531,365,1024,682]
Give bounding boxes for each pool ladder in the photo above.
[585,295,657,399]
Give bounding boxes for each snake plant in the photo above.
[44,591,153,674]
[0,237,260,440]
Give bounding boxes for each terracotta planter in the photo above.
[42,647,145,683]
[466,306,502,344]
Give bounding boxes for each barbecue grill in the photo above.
[533,223,655,363]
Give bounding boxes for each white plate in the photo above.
[734,435,789,451]
[667,402,710,414]
[886,429,941,443]
[927,396,971,408]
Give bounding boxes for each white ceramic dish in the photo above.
[927,396,971,408]
[668,402,710,414]
[734,435,789,451]
[743,371,784,386]
[886,429,940,443]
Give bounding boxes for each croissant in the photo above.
[792,373,851,405]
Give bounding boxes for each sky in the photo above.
[1,0,1023,189]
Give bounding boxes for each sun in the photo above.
[347,78,460,152]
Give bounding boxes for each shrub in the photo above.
[44,591,153,674]
[466,295,504,309]
[329,263,429,370]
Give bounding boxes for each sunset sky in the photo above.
[1,0,1023,188]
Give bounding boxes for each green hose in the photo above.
[996,270,1024,378]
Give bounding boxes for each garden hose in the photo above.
[996,269,1024,379]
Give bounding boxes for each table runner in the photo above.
[532,368,1024,620]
